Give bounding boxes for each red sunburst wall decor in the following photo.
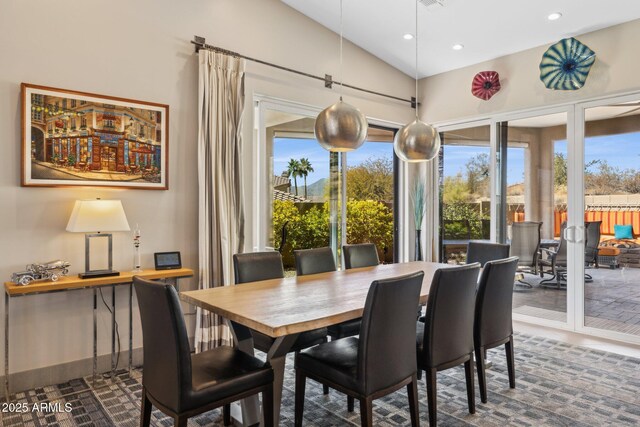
[471,71,501,100]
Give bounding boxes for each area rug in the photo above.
[3,332,640,426]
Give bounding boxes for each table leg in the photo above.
[111,285,116,377]
[228,320,260,427]
[265,334,298,426]
[4,291,9,401]
[93,288,97,387]
[129,283,133,376]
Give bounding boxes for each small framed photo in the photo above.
[154,252,182,270]
[22,83,169,190]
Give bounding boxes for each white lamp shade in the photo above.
[66,200,131,233]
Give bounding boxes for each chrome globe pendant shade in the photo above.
[394,0,440,162]
[315,0,368,152]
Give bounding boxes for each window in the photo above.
[263,107,397,272]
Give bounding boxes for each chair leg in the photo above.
[505,336,516,389]
[416,368,422,380]
[425,368,437,426]
[475,346,488,404]
[359,397,373,427]
[323,384,329,395]
[347,395,355,412]
[174,415,188,427]
[223,403,231,426]
[464,356,475,414]
[140,387,152,427]
[264,383,275,427]
[407,375,420,427]
[294,371,306,427]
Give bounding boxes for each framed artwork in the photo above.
[21,83,169,190]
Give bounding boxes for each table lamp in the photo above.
[66,199,130,279]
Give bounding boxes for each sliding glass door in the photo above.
[579,97,640,338]
[499,111,571,326]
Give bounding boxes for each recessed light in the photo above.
[548,12,562,21]
[403,33,414,40]
[452,43,464,51]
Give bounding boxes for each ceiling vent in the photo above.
[418,0,446,9]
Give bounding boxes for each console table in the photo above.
[3,268,193,399]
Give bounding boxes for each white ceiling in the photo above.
[282,0,640,78]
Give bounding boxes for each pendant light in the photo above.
[394,0,440,162]
[315,0,368,152]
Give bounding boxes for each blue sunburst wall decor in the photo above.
[539,37,596,91]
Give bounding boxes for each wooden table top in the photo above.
[180,261,452,338]
[5,268,194,296]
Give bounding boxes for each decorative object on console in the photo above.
[66,199,130,279]
[21,83,169,189]
[394,0,440,162]
[314,0,368,152]
[154,252,182,270]
[471,71,501,100]
[539,37,596,91]
[132,224,142,273]
[11,260,70,286]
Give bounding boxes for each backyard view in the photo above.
[271,135,395,269]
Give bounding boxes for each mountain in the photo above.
[305,178,327,200]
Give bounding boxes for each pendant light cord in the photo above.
[415,0,419,118]
[340,0,344,101]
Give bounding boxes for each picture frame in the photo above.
[21,83,169,190]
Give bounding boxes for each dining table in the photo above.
[180,260,453,426]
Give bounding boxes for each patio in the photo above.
[514,266,640,336]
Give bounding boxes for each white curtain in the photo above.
[195,50,246,351]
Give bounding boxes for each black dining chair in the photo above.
[134,276,274,427]
[294,246,337,275]
[466,241,511,267]
[416,263,480,426]
[474,257,519,403]
[233,252,329,353]
[295,271,425,427]
[294,247,337,396]
[343,243,379,269]
[325,243,381,342]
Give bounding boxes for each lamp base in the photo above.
[79,270,120,279]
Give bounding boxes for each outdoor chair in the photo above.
[585,221,602,269]
[538,222,567,288]
[510,221,542,288]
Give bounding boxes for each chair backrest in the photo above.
[443,219,471,240]
[357,271,424,395]
[294,247,336,275]
[474,257,519,348]
[234,251,284,284]
[420,263,480,368]
[343,243,379,269]
[555,221,568,266]
[466,241,511,267]
[510,221,542,267]
[585,221,602,263]
[134,277,192,412]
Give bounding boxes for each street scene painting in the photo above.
[22,84,169,189]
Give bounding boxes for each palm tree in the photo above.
[299,158,314,199]
[286,159,301,195]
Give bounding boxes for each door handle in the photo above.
[564,225,584,243]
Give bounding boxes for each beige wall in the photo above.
[0,0,414,382]
[420,19,640,124]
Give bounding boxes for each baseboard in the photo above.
[0,347,144,399]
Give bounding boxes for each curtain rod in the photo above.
[192,36,417,108]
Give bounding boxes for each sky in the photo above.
[275,132,640,187]
[443,132,640,185]
[273,138,394,185]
